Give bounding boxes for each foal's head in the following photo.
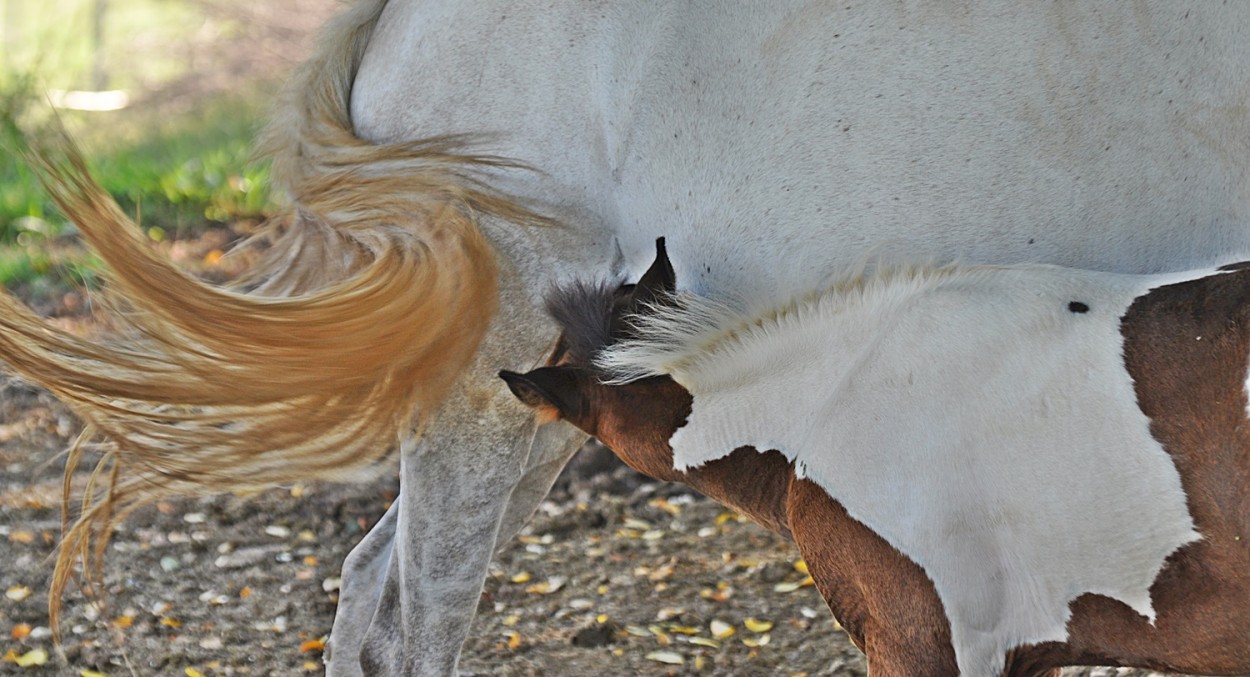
[500,239,692,453]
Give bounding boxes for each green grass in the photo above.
[0,92,275,288]
[76,94,275,232]
[1,87,276,239]
[0,0,281,288]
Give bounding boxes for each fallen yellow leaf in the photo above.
[647,563,675,581]
[648,497,682,515]
[645,650,684,665]
[710,620,735,639]
[505,631,522,650]
[774,577,815,593]
[299,638,325,653]
[524,576,566,595]
[5,586,32,602]
[10,623,31,640]
[15,649,48,667]
[185,669,205,677]
[794,560,809,575]
[81,671,109,677]
[698,586,732,602]
[510,572,531,584]
[742,633,771,648]
[623,517,652,530]
[2,649,19,663]
[7,531,34,544]
[647,625,672,645]
[744,618,774,633]
[160,617,183,628]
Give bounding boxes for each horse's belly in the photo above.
[354,1,1250,301]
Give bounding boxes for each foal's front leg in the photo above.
[785,477,959,677]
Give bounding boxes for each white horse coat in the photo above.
[332,5,1249,672]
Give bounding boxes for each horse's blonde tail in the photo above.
[0,0,546,634]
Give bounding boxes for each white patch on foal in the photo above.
[599,264,1204,676]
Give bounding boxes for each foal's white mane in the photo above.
[597,262,988,386]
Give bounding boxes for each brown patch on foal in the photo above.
[533,369,797,536]
[786,477,959,676]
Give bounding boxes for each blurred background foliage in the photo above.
[0,0,337,292]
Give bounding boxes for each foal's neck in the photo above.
[595,379,795,537]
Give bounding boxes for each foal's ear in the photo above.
[628,237,678,312]
[499,368,584,424]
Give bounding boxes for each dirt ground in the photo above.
[0,376,1182,677]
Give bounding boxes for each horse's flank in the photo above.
[0,0,546,632]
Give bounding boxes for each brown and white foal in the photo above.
[501,240,1250,677]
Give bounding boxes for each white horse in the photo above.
[3,2,1249,675]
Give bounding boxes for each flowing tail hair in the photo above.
[0,0,546,634]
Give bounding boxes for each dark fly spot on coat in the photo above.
[1069,301,1090,314]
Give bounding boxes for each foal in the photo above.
[501,240,1250,677]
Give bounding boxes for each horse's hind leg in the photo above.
[495,422,588,544]
[324,500,397,674]
[326,384,583,675]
